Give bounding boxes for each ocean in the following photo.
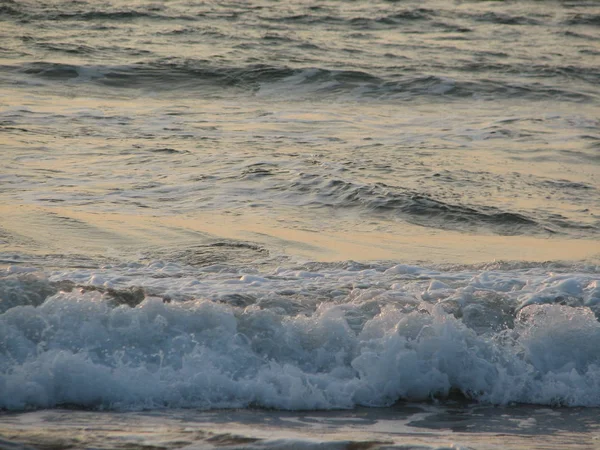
[1,0,599,448]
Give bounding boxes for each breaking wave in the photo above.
[1,261,600,411]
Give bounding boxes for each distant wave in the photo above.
[5,0,599,30]
[4,61,595,102]
[0,2,195,22]
[464,11,542,25]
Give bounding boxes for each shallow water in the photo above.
[2,0,599,245]
[1,0,600,448]
[2,405,600,450]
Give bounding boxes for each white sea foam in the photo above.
[1,262,599,411]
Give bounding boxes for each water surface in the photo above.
[1,0,600,448]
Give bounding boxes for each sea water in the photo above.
[1,0,599,448]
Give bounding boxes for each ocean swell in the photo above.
[4,61,595,102]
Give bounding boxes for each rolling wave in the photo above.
[273,176,595,236]
[4,61,595,102]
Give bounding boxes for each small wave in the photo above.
[49,10,158,21]
[561,30,599,41]
[540,179,594,191]
[261,9,438,30]
[4,5,197,23]
[260,13,342,25]
[564,13,600,26]
[349,9,437,28]
[5,60,594,102]
[467,12,542,26]
[156,241,270,269]
[454,61,600,86]
[0,4,20,17]
[259,69,594,102]
[6,60,296,91]
[15,61,81,80]
[275,176,593,236]
[34,42,97,55]
[148,147,188,155]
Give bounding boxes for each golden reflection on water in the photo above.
[1,91,598,264]
[1,204,598,264]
